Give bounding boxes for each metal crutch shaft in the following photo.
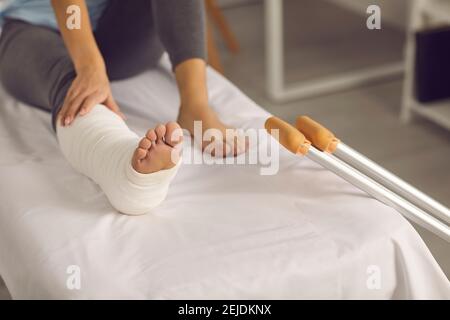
[296,116,450,224]
[307,148,450,242]
[334,143,450,224]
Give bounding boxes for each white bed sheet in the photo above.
[0,57,449,299]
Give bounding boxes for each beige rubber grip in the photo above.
[296,116,340,153]
[265,116,311,155]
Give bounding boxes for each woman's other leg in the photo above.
[151,0,207,69]
[151,0,245,156]
[94,0,165,81]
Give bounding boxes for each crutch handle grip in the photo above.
[296,116,340,153]
[265,116,311,155]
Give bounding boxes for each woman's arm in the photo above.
[51,0,122,126]
[51,0,101,70]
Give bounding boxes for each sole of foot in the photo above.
[132,122,183,174]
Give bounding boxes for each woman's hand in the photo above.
[59,63,124,126]
[51,0,122,126]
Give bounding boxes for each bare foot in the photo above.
[132,122,183,174]
[177,104,247,157]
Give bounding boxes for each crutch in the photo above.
[295,116,450,225]
[265,117,450,242]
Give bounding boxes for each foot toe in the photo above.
[146,129,157,141]
[139,137,152,150]
[155,124,166,141]
[134,147,148,161]
[165,121,183,147]
[225,130,248,156]
[233,135,248,156]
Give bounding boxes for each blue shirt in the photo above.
[0,0,110,30]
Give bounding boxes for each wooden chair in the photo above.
[205,0,240,73]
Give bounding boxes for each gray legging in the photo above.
[0,0,206,130]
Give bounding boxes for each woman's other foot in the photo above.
[177,104,247,157]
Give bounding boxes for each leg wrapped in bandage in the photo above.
[56,104,181,215]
